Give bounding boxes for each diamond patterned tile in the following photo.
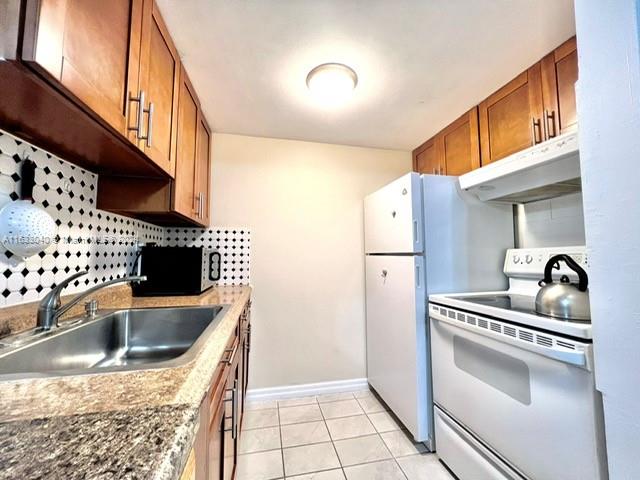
[0,128,251,308]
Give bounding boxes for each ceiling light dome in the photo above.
[306,63,358,105]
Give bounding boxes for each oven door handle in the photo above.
[431,314,590,370]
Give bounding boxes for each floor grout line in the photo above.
[277,400,286,479]
[239,389,446,480]
[317,392,347,479]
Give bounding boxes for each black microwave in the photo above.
[132,246,221,296]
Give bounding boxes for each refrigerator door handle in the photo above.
[413,219,419,245]
[416,263,421,288]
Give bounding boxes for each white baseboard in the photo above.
[246,378,369,402]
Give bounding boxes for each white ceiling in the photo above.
[156,0,575,151]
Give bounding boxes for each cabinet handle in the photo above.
[128,91,145,138]
[221,343,238,365]
[199,192,204,219]
[531,118,542,145]
[544,110,557,139]
[194,192,202,218]
[223,379,238,439]
[145,102,154,147]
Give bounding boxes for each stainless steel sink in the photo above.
[0,305,229,380]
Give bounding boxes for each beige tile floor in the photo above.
[237,389,454,480]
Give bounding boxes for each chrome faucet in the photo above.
[37,271,147,331]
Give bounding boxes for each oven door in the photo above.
[430,307,607,480]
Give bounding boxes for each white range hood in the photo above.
[459,131,581,203]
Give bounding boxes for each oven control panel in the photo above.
[504,246,588,279]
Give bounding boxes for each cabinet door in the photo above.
[244,314,251,399]
[138,0,179,177]
[173,66,199,220]
[413,138,441,175]
[541,36,578,138]
[223,360,240,480]
[179,448,196,480]
[478,64,544,165]
[238,304,251,430]
[194,114,212,225]
[22,0,143,136]
[208,385,224,480]
[437,108,481,176]
[364,173,423,254]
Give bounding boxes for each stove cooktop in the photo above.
[429,291,593,339]
[453,293,591,324]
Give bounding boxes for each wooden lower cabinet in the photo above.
[207,380,225,480]
[180,448,196,480]
[181,301,251,480]
[223,357,240,480]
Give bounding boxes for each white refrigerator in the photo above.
[364,172,514,448]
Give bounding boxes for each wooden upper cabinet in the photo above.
[173,66,199,220]
[137,0,180,177]
[412,108,480,176]
[479,63,544,166]
[21,0,143,136]
[413,138,441,175]
[438,108,481,176]
[542,36,578,138]
[195,115,212,226]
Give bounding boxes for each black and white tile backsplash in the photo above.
[165,228,251,286]
[0,129,250,307]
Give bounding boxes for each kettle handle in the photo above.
[541,254,589,292]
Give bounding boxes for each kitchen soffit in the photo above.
[156,0,575,151]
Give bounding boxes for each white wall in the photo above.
[516,193,585,247]
[575,1,640,477]
[210,133,411,389]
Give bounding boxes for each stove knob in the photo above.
[513,255,521,264]
[525,255,533,264]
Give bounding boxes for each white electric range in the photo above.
[428,246,608,480]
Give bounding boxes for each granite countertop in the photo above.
[0,285,252,480]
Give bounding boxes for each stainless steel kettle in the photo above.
[535,254,591,321]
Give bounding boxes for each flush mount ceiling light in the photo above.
[306,63,358,105]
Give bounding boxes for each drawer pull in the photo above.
[223,379,238,439]
[221,342,238,365]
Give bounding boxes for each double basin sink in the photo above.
[0,305,229,380]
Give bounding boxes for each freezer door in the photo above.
[365,254,431,443]
[364,173,423,254]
